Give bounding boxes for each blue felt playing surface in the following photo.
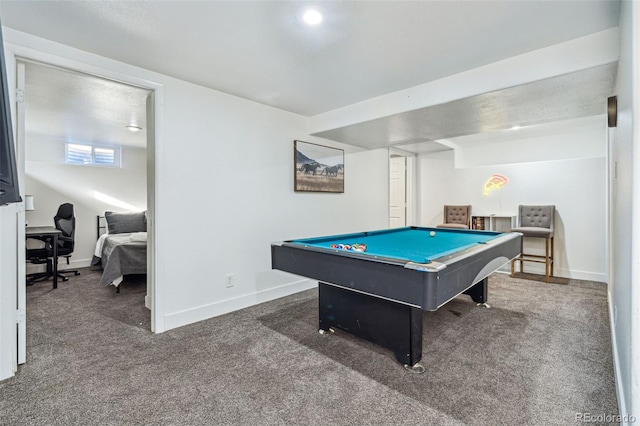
[292,227,499,264]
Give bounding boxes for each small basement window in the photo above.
[65,143,121,167]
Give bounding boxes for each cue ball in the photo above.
[430,231,436,237]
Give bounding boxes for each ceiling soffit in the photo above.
[311,63,617,151]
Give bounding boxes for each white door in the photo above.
[389,156,406,227]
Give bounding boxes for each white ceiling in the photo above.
[0,1,622,151]
[24,61,150,149]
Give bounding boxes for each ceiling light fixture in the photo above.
[303,9,323,25]
[126,124,142,132]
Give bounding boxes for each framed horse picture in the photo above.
[294,140,344,193]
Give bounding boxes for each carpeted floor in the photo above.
[0,268,618,425]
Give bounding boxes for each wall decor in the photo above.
[483,174,508,196]
[294,140,344,193]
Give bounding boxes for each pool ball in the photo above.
[430,231,436,237]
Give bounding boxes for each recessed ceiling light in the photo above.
[303,9,323,25]
[126,125,142,132]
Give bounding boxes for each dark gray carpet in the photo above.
[0,268,618,425]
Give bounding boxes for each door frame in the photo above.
[3,38,165,374]
[15,61,26,364]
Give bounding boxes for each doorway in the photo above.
[15,57,157,365]
[389,149,415,227]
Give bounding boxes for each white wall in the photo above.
[609,1,639,422]
[158,77,389,329]
[453,116,607,168]
[25,135,147,270]
[418,116,607,282]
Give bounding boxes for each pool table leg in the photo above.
[318,282,424,372]
[463,277,490,307]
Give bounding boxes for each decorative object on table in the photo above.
[24,195,34,211]
[24,194,34,225]
[436,205,471,229]
[294,140,344,193]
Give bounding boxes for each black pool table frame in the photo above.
[271,227,521,372]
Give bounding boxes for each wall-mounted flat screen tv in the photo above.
[0,22,21,205]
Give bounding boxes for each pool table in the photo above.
[271,226,521,372]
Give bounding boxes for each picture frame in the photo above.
[294,140,344,193]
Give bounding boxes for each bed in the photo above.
[91,211,147,288]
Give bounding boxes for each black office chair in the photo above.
[26,203,80,285]
[54,203,81,280]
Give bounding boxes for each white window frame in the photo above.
[65,142,121,167]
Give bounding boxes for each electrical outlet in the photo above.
[225,273,234,288]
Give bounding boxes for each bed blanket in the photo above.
[93,233,147,286]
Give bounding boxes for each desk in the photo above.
[26,226,62,289]
[271,226,521,372]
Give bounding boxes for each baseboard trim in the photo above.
[509,264,606,283]
[608,288,629,424]
[62,258,93,269]
[163,278,316,332]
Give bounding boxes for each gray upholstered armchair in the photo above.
[510,205,555,282]
[437,205,471,229]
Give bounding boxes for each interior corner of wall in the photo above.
[453,147,464,169]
